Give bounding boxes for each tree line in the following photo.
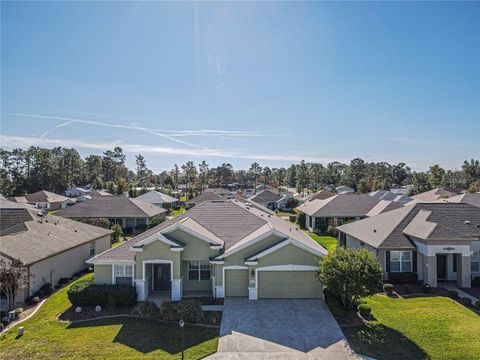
[0,146,479,197]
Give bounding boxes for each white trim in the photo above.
[210,260,224,265]
[246,238,325,261]
[88,260,135,265]
[111,264,135,286]
[215,227,288,259]
[170,247,184,252]
[142,260,173,282]
[133,232,182,249]
[253,264,320,299]
[244,261,258,266]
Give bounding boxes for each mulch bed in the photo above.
[58,305,135,322]
[187,297,224,305]
[336,310,365,327]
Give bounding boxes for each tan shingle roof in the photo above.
[11,190,70,204]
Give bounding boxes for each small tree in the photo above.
[111,223,123,241]
[0,259,31,311]
[318,248,383,310]
[148,216,165,229]
[297,212,306,229]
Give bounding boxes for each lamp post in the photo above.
[179,318,185,360]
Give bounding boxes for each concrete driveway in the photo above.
[206,298,356,359]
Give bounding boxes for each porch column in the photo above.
[171,279,182,301]
[457,254,471,288]
[425,256,437,287]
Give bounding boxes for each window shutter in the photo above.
[412,251,417,272]
[386,251,390,272]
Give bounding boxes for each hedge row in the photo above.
[67,279,136,307]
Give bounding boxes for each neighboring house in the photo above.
[0,199,112,305]
[9,190,74,210]
[296,194,404,232]
[204,188,236,198]
[248,189,292,211]
[335,186,355,194]
[411,187,459,202]
[306,189,336,202]
[89,190,113,197]
[336,202,480,288]
[437,192,480,208]
[65,187,91,197]
[369,190,412,203]
[244,184,276,198]
[135,190,180,209]
[185,191,224,208]
[88,199,327,301]
[55,196,166,233]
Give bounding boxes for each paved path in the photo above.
[439,282,479,305]
[206,298,357,360]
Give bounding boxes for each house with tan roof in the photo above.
[55,195,166,233]
[134,190,180,209]
[337,202,480,288]
[88,199,327,301]
[411,187,459,202]
[9,190,74,210]
[0,199,112,306]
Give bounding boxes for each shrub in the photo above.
[476,300,480,307]
[472,277,480,287]
[447,290,459,299]
[457,297,472,307]
[318,248,383,310]
[324,289,346,318]
[358,303,372,318]
[40,283,53,296]
[111,224,123,241]
[67,279,136,307]
[148,216,165,229]
[160,300,202,323]
[297,213,306,229]
[132,301,160,319]
[58,277,70,285]
[422,284,432,293]
[383,283,394,295]
[78,217,110,229]
[403,284,413,294]
[330,304,346,318]
[388,272,418,284]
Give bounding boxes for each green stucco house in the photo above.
[88,199,327,301]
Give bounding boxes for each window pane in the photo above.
[125,266,132,277]
[116,276,132,286]
[115,265,124,277]
[188,270,198,281]
[402,252,411,261]
[199,261,210,270]
[390,261,400,272]
[188,261,199,270]
[200,270,211,281]
[390,252,401,261]
[402,261,412,272]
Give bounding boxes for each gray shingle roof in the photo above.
[187,191,224,205]
[55,196,166,218]
[438,193,480,208]
[297,194,380,217]
[249,189,283,204]
[0,209,112,265]
[306,190,336,202]
[337,203,480,249]
[134,190,178,204]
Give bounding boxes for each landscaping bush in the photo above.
[160,299,202,323]
[383,283,394,295]
[111,224,123,241]
[388,272,418,284]
[57,277,70,285]
[67,279,136,307]
[132,301,160,319]
[472,276,480,287]
[297,213,306,229]
[403,284,413,294]
[447,290,459,299]
[40,283,53,296]
[423,284,432,293]
[476,300,480,307]
[358,303,372,319]
[457,297,472,307]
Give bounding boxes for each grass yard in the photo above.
[307,233,337,253]
[275,211,297,218]
[0,275,219,360]
[170,207,186,217]
[343,295,480,360]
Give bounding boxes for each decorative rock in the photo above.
[75,306,82,313]
[95,305,102,312]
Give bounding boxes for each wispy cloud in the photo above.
[384,136,478,148]
[0,134,328,163]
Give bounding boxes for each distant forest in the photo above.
[0,147,479,198]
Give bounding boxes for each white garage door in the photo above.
[258,271,322,299]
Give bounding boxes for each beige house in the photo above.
[0,199,112,305]
[88,199,327,301]
[10,190,74,210]
[337,202,480,288]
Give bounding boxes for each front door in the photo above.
[153,264,171,290]
[437,255,447,280]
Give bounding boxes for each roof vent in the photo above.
[373,229,377,233]
[464,220,471,225]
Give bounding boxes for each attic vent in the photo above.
[464,220,471,225]
[373,229,377,233]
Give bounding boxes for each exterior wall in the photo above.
[167,229,218,260]
[257,243,320,268]
[93,264,113,285]
[345,235,377,254]
[135,240,181,279]
[181,261,211,291]
[27,235,110,299]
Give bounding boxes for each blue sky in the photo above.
[1,1,479,172]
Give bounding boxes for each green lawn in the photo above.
[276,211,297,218]
[343,295,480,360]
[307,233,337,253]
[170,207,186,217]
[0,275,218,360]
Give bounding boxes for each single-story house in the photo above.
[296,194,404,232]
[336,202,480,288]
[204,188,236,198]
[0,199,112,307]
[248,189,292,211]
[411,187,459,202]
[306,189,336,202]
[335,186,355,194]
[369,190,412,203]
[9,190,74,210]
[65,187,91,197]
[134,190,180,209]
[185,191,224,208]
[436,192,480,208]
[55,196,166,233]
[88,199,327,301]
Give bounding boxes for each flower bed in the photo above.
[57,305,135,322]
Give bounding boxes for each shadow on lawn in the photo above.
[67,316,218,354]
[342,322,427,360]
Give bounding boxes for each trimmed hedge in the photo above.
[388,272,418,284]
[67,279,136,307]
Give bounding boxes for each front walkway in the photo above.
[439,282,479,305]
[206,298,357,359]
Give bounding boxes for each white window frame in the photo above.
[113,264,134,286]
[472,251,480,273]
[188,260,211,281]
[390,251,412,272]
